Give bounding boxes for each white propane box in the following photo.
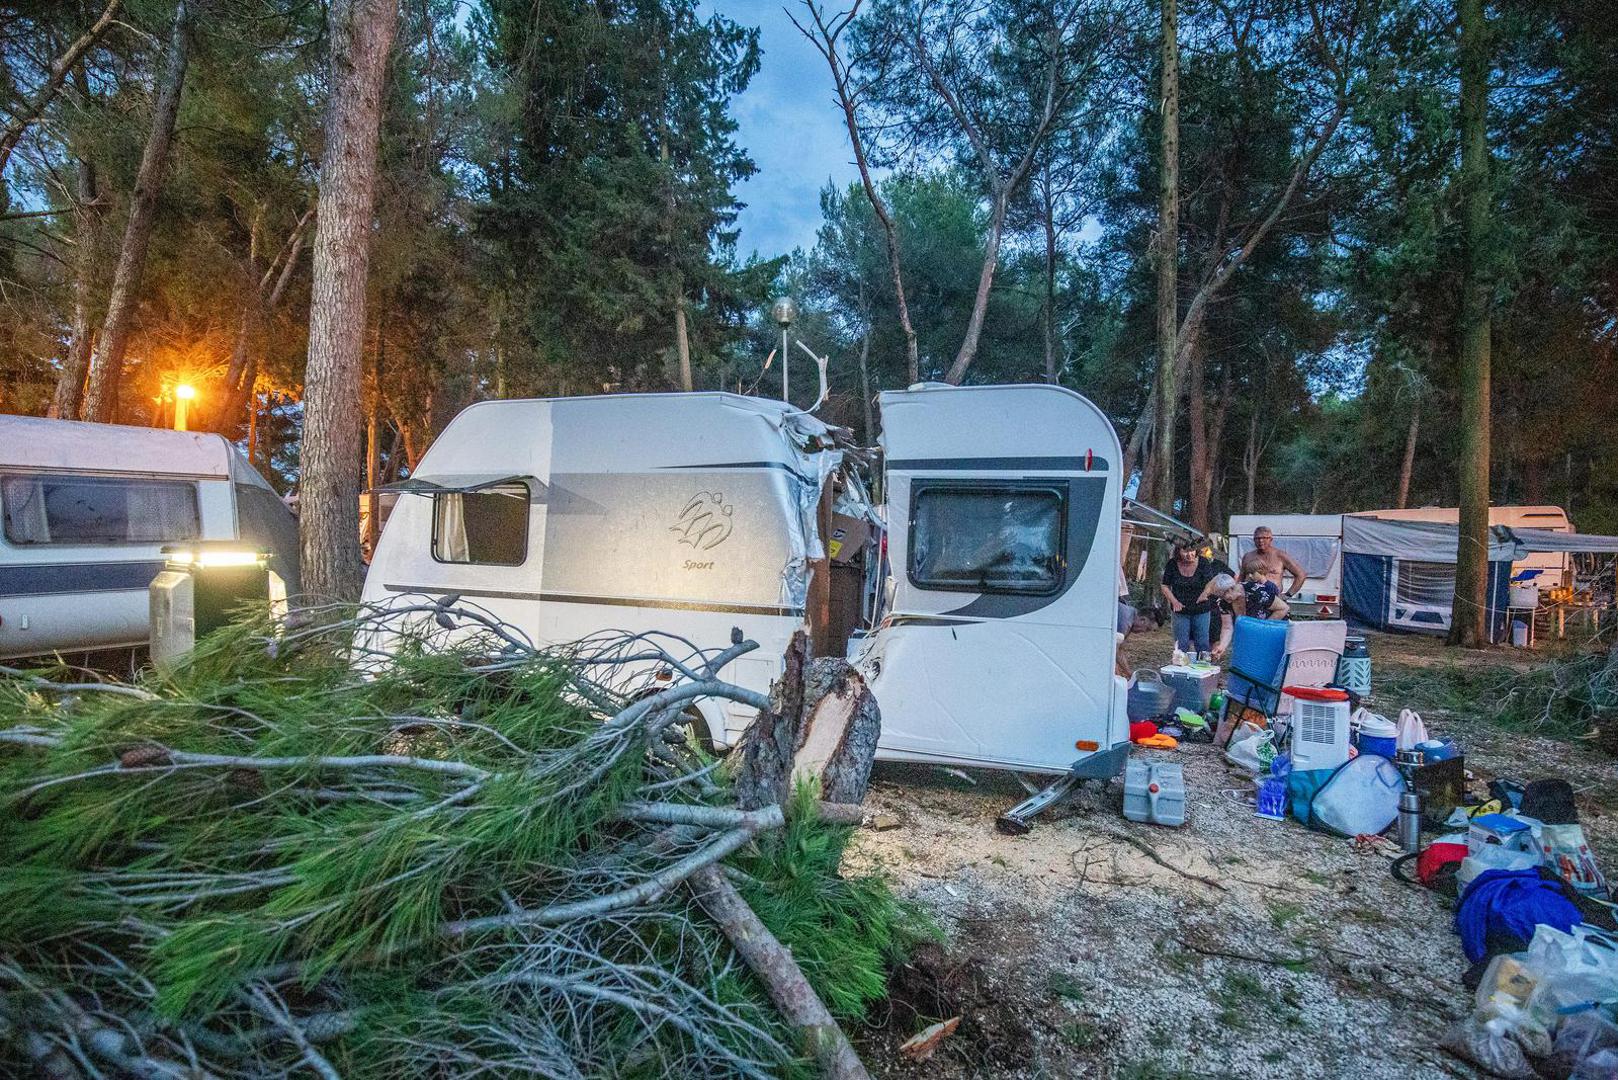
[1123,760,1187,827]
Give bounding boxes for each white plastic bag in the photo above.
[1309,754,1405,837]
[1397,708,1428,750]
[1223,723,1271,774]
[1523,925,1618,1026]
[1534,821,1609,896]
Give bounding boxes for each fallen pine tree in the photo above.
[0,600,923,1078]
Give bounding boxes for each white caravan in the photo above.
[360,384,1129,781]
[1364,506,1573,589]
[1227,513,1345,617]
[0,415,300,660]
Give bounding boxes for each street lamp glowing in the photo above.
[173,383,196,431]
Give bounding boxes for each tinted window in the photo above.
[433,484,528,565]
[1,473,200,545]
[910,486,1064,593]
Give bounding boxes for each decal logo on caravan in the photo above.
[671,491,733,551]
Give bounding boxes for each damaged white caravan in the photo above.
[360,383,1128,785]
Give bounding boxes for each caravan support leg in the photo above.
[996,773,1080,835]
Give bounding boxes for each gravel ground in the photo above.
[841,627,1617,1080]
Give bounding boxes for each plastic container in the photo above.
[1127,670,1177,722]
[1227,617,1289,712]
[1336,635,1372,698]
[1354,710,1398,759]
[1160,665,1220,712]
[1123,760,1186,827]
[1418,738,1459,762]
[1512,620,1529,647]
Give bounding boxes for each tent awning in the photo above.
[1342,515,1518,561]
[374,474,545,499]
[1502,527,1618,554]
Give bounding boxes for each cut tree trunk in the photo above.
[1450,0,1492,648]
[48,159,102,419]
[297,0,398,602]
[733,632,881,811]
[80,0,194,423]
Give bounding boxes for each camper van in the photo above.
[1226,514,1344,617]
[360,384,1130,780]
[0,415,299,660]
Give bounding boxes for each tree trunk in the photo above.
[80,0,194,423]
[49,160,103,419]
[858,306,874,444]
[1242,410,1261,513]
[0,0,123,175]
[297,0,398,602]
[1042,170,1059,384]
[1151,0,1180,516]
[688,865,872,1080]
[734,632,880,812]
[674,294,692,391]
[1186,341,1209,532]
[943,190,1008,385]
[1396,402,1420,509]
[1450,0,1492,648]
[801,3,919,384]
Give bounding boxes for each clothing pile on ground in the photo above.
[1122,616,1617,1078]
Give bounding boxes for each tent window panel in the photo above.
[1396,560,1456,605]
[0,473,200,545]
[432,485,528,566]
[910,485,1065,595]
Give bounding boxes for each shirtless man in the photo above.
[1238,526,1306,599]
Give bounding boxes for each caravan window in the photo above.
[909,484,1065,594]
[1,472,200,545]
[432,484,528,565]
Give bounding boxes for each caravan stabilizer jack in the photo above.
[996,772,1081,835]
[994,742,1132,834]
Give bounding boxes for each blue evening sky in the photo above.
[708,0,862,260]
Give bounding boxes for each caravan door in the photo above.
[856,385,1127,775]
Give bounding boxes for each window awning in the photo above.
[374,474,545,499]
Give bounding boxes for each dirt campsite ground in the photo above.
[841,626,1618,1079]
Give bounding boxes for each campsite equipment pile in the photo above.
[0,601,916,1079]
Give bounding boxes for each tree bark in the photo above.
[49,159,103,419]
[297,0,398,602]
[80,0,195,423]
[1450,0,1492,648]
[0,0,123,175]
[1242,410,1261,513]
[1042,169,1059,384]
[1186,341,1208,532]
[674,294,692,391]
[688,865,872,1080]
[943,190,1007,385]
[734,632,880,812]
[1151,0,1180,516]
[857,288,874,444]
[1396,401,1420,509]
